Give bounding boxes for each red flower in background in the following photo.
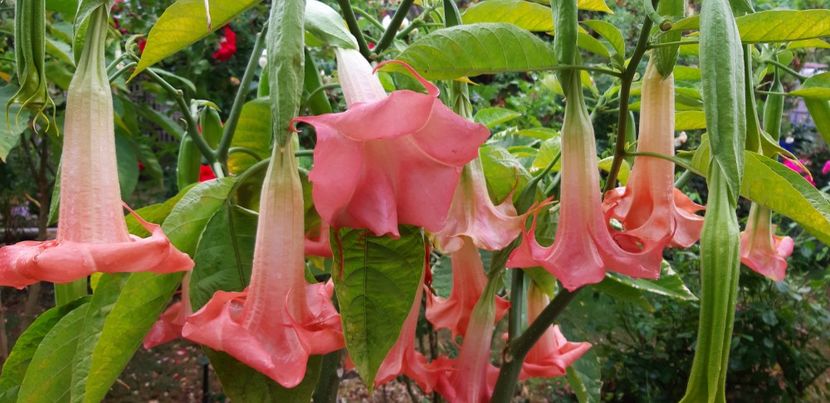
[198,164,216,182]
[212,26,237,62]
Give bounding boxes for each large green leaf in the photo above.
[693,147,830,246]
[604,262,697,302]
[0,297,88,403]
[189,204,257,310]
[206,350,321,402]
[394,23,557,80]
[0,85,29,161]
[582,20,625,64]
[462,0,554,31]
[17,302,90,403]
[71,272,185,403]
[131,0,261,78]
[804,99,830,144]
[462,0,612,32]
[671,10,830,43]
[228,98,271,174]
[305,0,356,49]
[789,72,830,100]
[675,110,707,131]
[331,226,425,387]
[163,177,238,254]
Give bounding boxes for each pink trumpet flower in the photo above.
[507,73,663,291]
[603,61,704,250]
[739,204,794,281]
[426,237,509,338]
[434,280,501,403]
[182,144,344,388]
[520,284,591,379]
[292,49,489,237]
[433,158,524,253]
[376,268,446,393]
[143,272,193,349]
[0,9,192,289]
[304,220,332,257]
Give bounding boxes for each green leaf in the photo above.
[804,99,830,144]
[190,204,257,310]
[675,110,707,131]
[17,302,90,403]
[671,10,830,43]
[673,65,701,82]
[0,85,29,161]
[115,133,139,199]
[394,23,557,80]
[786,38,830,49]
[598,156,630,185]
[473,107,521,128]
[566,349,602,403]
[205,350,322,402]
[531,136,562,172]
[462,0,554,32]
[516,127,559,140]
[582,20,625,63]
[131,0,261,79]
[163,177,238,254]
[462,0,612,32]
[0,298,88,403]
[603,262,697,302]
[228,98,271,174]
[480,144,531,204]
[577,32,611,59]
[125,187,192,237]
[71,272,184,403]
[789,72,830,100]
[331,226,425,387]
[694,147,830,246]
[305,0,357,49]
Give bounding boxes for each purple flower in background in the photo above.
[822,160,830,175]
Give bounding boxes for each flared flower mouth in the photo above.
[433,158,525,254]
[740,204,794,281]
[182,144,343,388]
[507,71,663,291]
[426,236,509,339]
[291,49,489,237]
[602,61,704,252]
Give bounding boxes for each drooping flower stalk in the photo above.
[426,237,509,338]
[0,7,193,289]
[375,268,446,393]
[739,204,794,281]
[603,59,704,251]
[433,158,524,253]
[182,143,344,388]
[519,283,591,379]
[292,48,489,237]
[507,71,664,291]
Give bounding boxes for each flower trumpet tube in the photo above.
[376,268,445,392]
[0,7,192,289]
[739,203,794,281]
[507,72,663,291]
[182,143,344,388]
[434,277,502,403]
[603,60,704,251]
[292,48,489,237]
[426,237,509,338]
[433,158,524,253]
[519,283,591,379]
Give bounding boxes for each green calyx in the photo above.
[653,0,686,77]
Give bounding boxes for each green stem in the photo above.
[352,7,385,30]
[217,28,266,168]
[626,151,702,175]
[604,15,655,193]
[108,61,136,82]
[674,169,695,188]
[374,0,415,55]
[491,288,580,402]
[337,0,372,59]
[312,350,344,403]
[143,68,217,166]
[761,59,807,81]
[228,146,264,161]
[507,270,525,343]
[648,39,699,48]
[643,0,673,31]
